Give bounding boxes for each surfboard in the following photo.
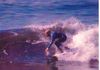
[46,55,58,70]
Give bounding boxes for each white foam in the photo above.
[26,17,98,62]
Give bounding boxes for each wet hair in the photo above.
[45,29,51,37]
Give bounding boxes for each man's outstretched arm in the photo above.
[45,40,54,56]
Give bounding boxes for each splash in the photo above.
[26,17,98,62]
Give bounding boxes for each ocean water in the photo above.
[0,0,98,30]
[0,1,98,70]
[0,0,98,63]
[0,21,98,63]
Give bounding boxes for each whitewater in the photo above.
[25,17,98,62]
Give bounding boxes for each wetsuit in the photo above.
[47,31,67,52]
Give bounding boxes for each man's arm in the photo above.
[45,40,54,56]
[47,31,56,49]
[45,40,53,56]
[47,40,54,49]
[45,32,55,55]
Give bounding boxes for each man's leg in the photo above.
[55,41,63,53]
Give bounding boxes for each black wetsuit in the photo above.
[47,31,67,50]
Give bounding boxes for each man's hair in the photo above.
[45,29,51,37]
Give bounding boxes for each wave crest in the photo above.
[26,17,98,62]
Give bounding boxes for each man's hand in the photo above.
[45,48,49,56]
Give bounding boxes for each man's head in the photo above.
[45,29,51,37]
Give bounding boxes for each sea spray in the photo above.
[26,17,98,62]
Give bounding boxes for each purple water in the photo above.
[0,0,98,70]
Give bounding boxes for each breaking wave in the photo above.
[26,17,98,62]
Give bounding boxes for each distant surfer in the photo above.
[45,29,67,56]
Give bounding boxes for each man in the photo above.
[45,29,67,56]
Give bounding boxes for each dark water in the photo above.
[0,0,98,30]
[0,29,47,63]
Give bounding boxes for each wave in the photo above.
[0,17,98,63]
[26,17,98,62]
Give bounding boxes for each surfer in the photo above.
[45,29,67,56]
